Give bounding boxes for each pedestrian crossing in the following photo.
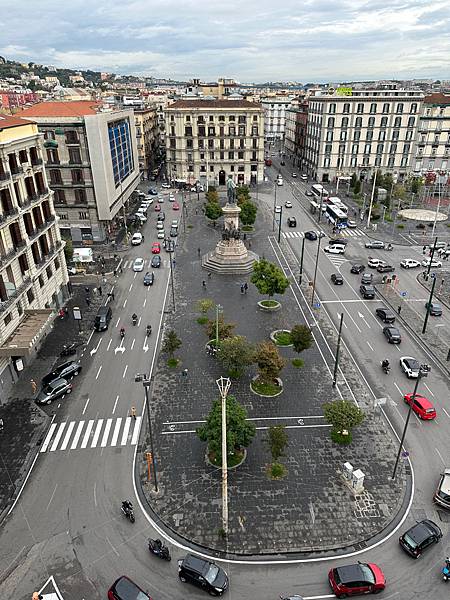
[40,416,142,453]
[121,259,167,270]
[325,255,348,269]
[282,228,365,240]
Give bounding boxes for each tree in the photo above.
[251,258,290,299]
[350,173,357,189]
[240,201,257,226]
[205,188,219,204]
[205,201,222,226]
[206,315,235,341]
[236,185,251,204]
[255,341,285,383]
[267,425,288,462]
[64,238,74,262]
[162,329,182,359]
[323,399,364,443]
[196,298,214,314]
[353,179,361,195]
[290,324,313,354]
[197,395,256,462]
[217,335,255,378]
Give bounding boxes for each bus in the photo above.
[326,204,348,228]
[328,196,348,214]
[311,184,329,199]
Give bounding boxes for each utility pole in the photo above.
[216,376,231,534]
[272,182,277,231]
[422,274,437,334]
[366,169,378,229]
[310,235,322,307]
[135,373,158,492]
[332,313,344,386]
[426,237,438,278]
[298,236,306,285]
[166,239,176,312]
[318,189,324,223]
[277,205,283,243]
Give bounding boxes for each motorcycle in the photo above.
[121,503,135,523]
[146,325,152,337]
[443,557,450,582]
[381,361,390,374]
[60,343,77,357]
[120,329,125,339]
[148,538,171,561]
[385,244,393,251]
[132,314,138,326]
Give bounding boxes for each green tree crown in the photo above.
[217,335,255,378]
[290,325,313,354]
[240,201,257,226]
[255,341,285,382]
[205,202,222,223]
[251,259,290,298]
[267,425,288,462]
[162,329,182,358]
[323,399,364,434]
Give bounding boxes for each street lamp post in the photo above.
[426,237,438,278]
[298,236,306,285]
[277,205,283,243]
[215,304,223,347]
[332,313,344,386]
[318,189,324,223]
[272,182,278,231]
[422,274,437,335]
[135,373,158,492]
[366,171,377,229]
[310,235,322,307]
[391,364,430,480]
[166,238,176,312]
[216,376,231,534]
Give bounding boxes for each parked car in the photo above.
[361,273,373,285]
[421,258,442,268]
[301,174,308,181]
[94,306,112,331]
[305,190,313,196]
[400,259,420,269]
[178,554,229,596]
[157,212,166,221]
[42,360,81,386]
[399,520,442,557]
[351,264,365,274]
[434,469,450,509]
[135,212,147,223]
[329,238,348,246]
[292,172,297,178]
[133,258,145,272]
[151,255,161,268]
[131,232,143,246]
[368,257,384,268]
[161,182,171,189]
[305,230,317,240]
[277,178,283,186]
[377,263,395,273]
[285,200,292,208]
[328,562,386,597]
[156,221,164,230]
[360,284,375,299]
[151,242,161,254]
[324,244,345,255]
[375,307,395,323]
[287,217,297,227]
[331,273,344,285]
[383,326,401,344]
[143,272,154,286]
[108,575,152,600]
[157,230,165,239]
[172,202,180,210]
[365,240,385,249]
[147,188,158,195]
[36,378,72,405]
[154,203,161,212]
[280,160,285,166]
[425,301,443,316]
[399,356,420,378]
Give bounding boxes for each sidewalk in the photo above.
[138,196,407,555]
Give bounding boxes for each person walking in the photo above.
[30,379,37,395]
[397,305,402,315]
[85,296,91,308]
[244,282,248,293]
[202,280,206,288]
[240,284,245,294]
[130,406,137,420]
[422,245,427,254]
[98,286,103,296]
[197,247,201,257]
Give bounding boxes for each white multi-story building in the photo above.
[413,93,450,174]
[165,99,265,187]
[261,97,294,142]
[0,114,68,396]
[304,89,424,182]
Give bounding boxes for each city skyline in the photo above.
[1,0,449,83]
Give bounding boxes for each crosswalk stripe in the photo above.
[131,417,142,445]
[91,419,104,448]
[101,418,113,447]
[81,420,94,449]
[41,424,57,453]
[111,418,122,446]
[121,417,132,445]
[71,421,85,450]
[50,422,66,452]
[60,421,75,451]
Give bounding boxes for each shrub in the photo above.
[291,358,304,368]
[251,258,290,299]
[162,330,182,359]
[290,325,313,354]
[254,341,285,383]
[217,335,255,378]
[206,315,236,341]
[269,462,287,479]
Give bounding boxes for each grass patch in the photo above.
[167,357,179,368]
[291,358,304,368]
[242,225,254,232]
[330,429,353,445]
[260,299,279,308]
[396,224,405,229]
[208,449,245,468]
[447,223,450,228]
[187,224,193,229]
[197,316,208,325]
[268,462,288,480]
[251,378,281,396]
[274,330,292,346]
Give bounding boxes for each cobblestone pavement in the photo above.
[139,192,407,555]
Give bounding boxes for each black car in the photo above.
[351,264,365,274]
[331,273,344,285]
[305,230,317,240]
[41,360,81,386]
[375,307,396,323]
[147,188,158,195]
[360,284,375,299]
[151,255,161,268]
[287,217,297,227]
[36,378,72,405]
[425,301,443,316]
[143,272,154,286]
[383,326,401,344]
[157,212,165,221]
[361,273,373,285]
[329,238,348,246]
[365,240,385,249]
[280,160,285,166]
[377,264,395,273]
[178,554,229,596]
[399,519,442,558]
[108,575,152,600]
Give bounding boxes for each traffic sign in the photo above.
[314,302,321,309]
[400,291,407,297]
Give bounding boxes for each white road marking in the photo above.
[95,365,102,380]
[131,339,135,350]
[50,422,66,452]
[80,420,94,449]
[110,418,122,446]
[41,423,57,453]
[123,298,127,307]
[394,382,404,397]
[60,421,75,451]
[129,283,133,292]
[131,417,142,445]
[101,418,113,447]
[70,421,85,449]
[107,338,112,351]
[82,397,90,415]
[115,317,120,328]
[143,297,147,307]
[112,395,119,414]
[91,419,104,448]
[123,365,128,379]
[366,341,374,351]
[163,415,325,425]
[435,447,445,465]
[93,482,97,507]
[422,382,435,396]
[121,417,132,445]
[163,424,332,435]
[442,407,450,419]
[46,484,58,511]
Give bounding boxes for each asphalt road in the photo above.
[0,177,449,600]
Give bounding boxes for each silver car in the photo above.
[133,257,145,272]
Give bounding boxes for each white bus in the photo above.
[326,205,348,228]
[328,196,348,214]
[311,184,329,199]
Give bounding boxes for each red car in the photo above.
[328,562,385,597]
[154,203,161,212]
[151,242,161,254]
[403,393,436,420]
[108,575,152,600]
[172,201,180,210]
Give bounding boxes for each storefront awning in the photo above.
[0,309,53,357]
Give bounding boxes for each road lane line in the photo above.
[40,423,57,453]
[442,407,450,419]
[106,536,120,557]
[94,482,97,507]
[366,341,374,351]
[422,382,435,396]
[394,382,404,397]
[60,421,75,451]
[50,423,66,452]
[95,365,102,380]
[107,338,112,351]
[435,447,445,464]
[82,397,90,414]
[131,339,135,350]
[115,317,120,328]
[131,417,142,445]
[112,395,119,414]
[70,421,85,449]
[101,419,113,447]
[110,418,122,446]
[123,365,128,379]
[46,484,58,511]
[80,420,94,449]
[91,419,104,448]
[121,417,132,445]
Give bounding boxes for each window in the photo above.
[353,130,361,141]
[238,125,245,136]
[326,131,333,141]
[49,170,62,185]
[219,115,225,121]
[228,151,234,159]
[390,143,397,154]
[53,190,66,204]
[75,189,87,204]
[364,144,371,154]
[370,103,377,114]
[403,143,410,155]
[186,115,191,122]
[200,165,206,172]
[388,157,395,168]
[366,130,373,141]
[185,126,192,136]
[238,151,244,159]
[394,117,401,128]
[382,103,389,114]
[108,117,135,187]
[380,116,388,128]
[352,143,359,155]
[392,130,400,140]
[208,139,214,149]
[38,275,44,288]
[379,130,386,141]
[198,139,204,149]
[229,126,235,136]
[66,130,79,144]
[407,117,415,128]
[169,138,176,149]
[208,127,215,136]
[411,103,417,114]
[401,156,408,167]
[4,313,12,326]
[71,169,84,184]
[27,288,35,304]
[209,165,214,172]
[343,103,350,114]
[229,116,235,121]
[78,211,89,219]
[368,117,375,128]
[406,130,413,141]
[69,148,82,164]
[198,126,205,137]
[325,144,332,154]
[44,130,55,140]
[46,265,52,279]
[377,143,384,154]
[327,117,335,128]
[341,117,349,128]
[323,157,330,168]
[59,213,68,220]
[328,103,336,114]
[340,131,347,141]
[357,103,364,114]
[355,117,362,128]
[350,156,357,167]
[396,103,404,114]
[186,138,193,149]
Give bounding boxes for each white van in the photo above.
[131,232,143,246]
[277,177,284,186]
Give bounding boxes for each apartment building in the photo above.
[20,101,140,243]
[284,100,309,169]
[413,93,450,174]
[261,97,294,141]
[165,100,265,187]
[0,114,68,396]
[304,89,424,182]
[134,105,160,178]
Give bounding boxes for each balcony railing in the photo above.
[0,171,11,182]
[0,247,17,266]
[11,166,23,177]
[31,158,44,167]
[0,276,32,313]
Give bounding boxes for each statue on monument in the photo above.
[226,175,237,204]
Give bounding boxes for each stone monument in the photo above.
[202,176,258,274]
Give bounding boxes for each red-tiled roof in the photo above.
[19,100,102,118]
[423,93,450,105]
[168,99,261,109]
[0,114,35,130]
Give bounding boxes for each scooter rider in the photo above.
[382,359,390,370]
[146,324,152,336]
[120,327,125,338]
[132,313,138,325]
[122,499,133,514]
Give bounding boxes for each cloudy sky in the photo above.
[1,0,449,82]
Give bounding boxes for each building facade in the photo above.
[0,115,68,398]
[304,89,424,182]
[413,93,450,174]
[20,101,140,243]
[165,100,265,187]
[284,100,309,169]
[261,97,294,142]
[134,105,160,179]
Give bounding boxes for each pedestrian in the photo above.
[85,296,91,308]
[202,280,206,288]
[197,247,201,256]
[207,272,212,279]
[240,284,244,294]
[98,286,102,296]
[64,307,69,317]
[110,290,115,301]
[142,235,144,242]
[114,253,118,261]
[101,269,105,277]
[244,282,248,293]
[30,379,37,395]
[172,259,176,267]
[422,245,427,254]
[85,286,90,296]
[0,418,3,432]
[182,368,188,378]
[130,406,137,420]
[248,240,252,248]
[397,305,402,315]
[113,268,117,277]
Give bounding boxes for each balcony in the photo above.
[0,206,19,225]
[31,157,43,167]
[0,171,11,183]
[11,166,23,178]
[0,276,32,313]
[0,247,17,266]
